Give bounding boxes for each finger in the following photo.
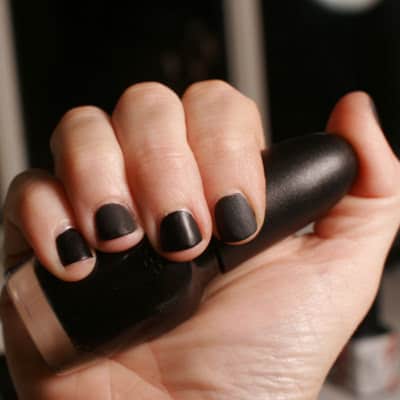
[3,170,95,281]
[326,91,399,198]
[51,106,144,253]
[112,82,212,261]
[182,80,266,244]
[315,91,400,253]
[301,92,400,373]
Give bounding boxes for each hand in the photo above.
[1,83,400,400]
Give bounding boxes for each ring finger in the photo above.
[183,80,266,244]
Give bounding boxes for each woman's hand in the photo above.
[1,83,400,400]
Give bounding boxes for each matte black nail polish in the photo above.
[56,228,92,266]
[95,203,137,241]
[160,210,202,251]
[6,133,358,373]
[215,193,257,242]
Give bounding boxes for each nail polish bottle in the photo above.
[5,133,358,373]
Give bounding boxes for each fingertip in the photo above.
[93,226,145,254]
[54,257,96,282]
[327,91,400,198]
[156,238,210,263]
[33,250,96,283]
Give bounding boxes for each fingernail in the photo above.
[369,96,382,128]
[56,228,93,266]
[215,193,257,243]
[95,203,137,241]
[160,210,202,252]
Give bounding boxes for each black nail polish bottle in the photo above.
[6,133,358,373]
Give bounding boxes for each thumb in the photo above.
[315,91,400,275]
[326,91,399,198]
[309,92,400,371]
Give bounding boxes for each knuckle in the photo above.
[6,170,53,218]
[51,105,106,151]
[183,79,237,105]
[139,144,187,165]
[116,82,179,112]
[135,146,190,175]
[242,97,264,134]
[244,96,260,116]
[199,135,251,159]
[8,170,47,195]
[16,183,40,218]
[63,148,121,179]
[59,105,105,127]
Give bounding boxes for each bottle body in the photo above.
[6,133,358,373]
[7,240,220,372]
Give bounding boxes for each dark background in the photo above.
[264,0,400,152]
[2,1,399,398]
[10,0,400,172]
[10,1,227,171]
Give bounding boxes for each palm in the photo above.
[20,193,395,400]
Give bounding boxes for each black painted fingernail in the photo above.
[215,193,257,243]
[369,96,382,128]
[160,210,202,252]
[95,203,137,241]
[56,228,93,266]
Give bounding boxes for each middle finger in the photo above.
[112,82,212,261]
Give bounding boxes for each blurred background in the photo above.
[0,0,399,398]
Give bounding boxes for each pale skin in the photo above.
[1,83,400,400]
